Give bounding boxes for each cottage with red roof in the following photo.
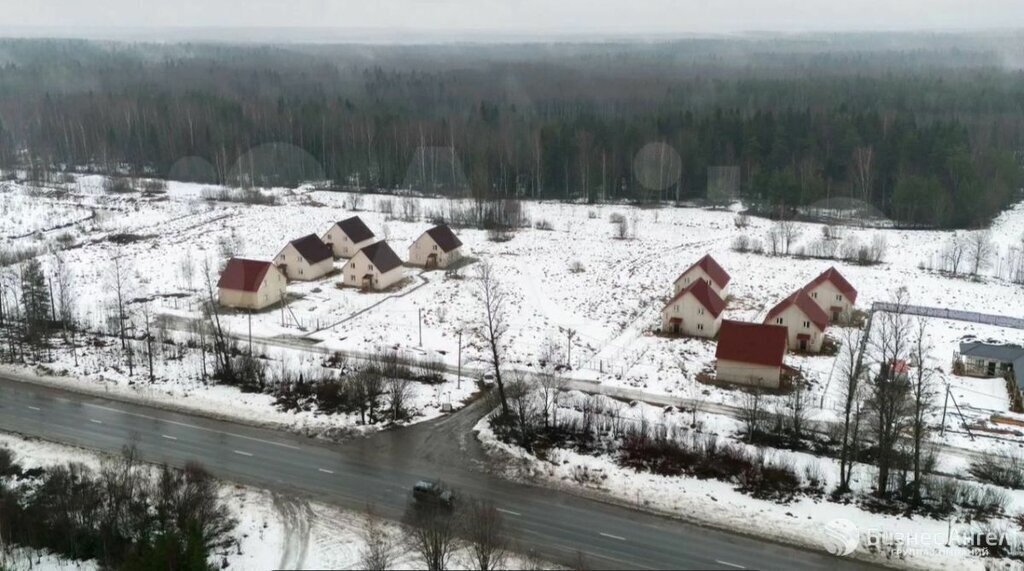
[661,279,725,338]
[217,258,287,310]
[673,254,730,297]
[322,216,376,259]
[715,320,789,388]
[409,225,464,269]
[764,289,829,353]
[342,241,405,290]
[274,234,335,281]
[803,267,858,322]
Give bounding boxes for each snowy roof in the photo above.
[765,289,829,331]
[663,279,726,318]
[335,216,375,243]
[217,258,274,293]
[959,341,1024,363]
[805,266,858,304]
[716,320,788,367]
[674,254,730,289]
[424,225,463,253]
[286,234,333,264]
[359,241,403,273]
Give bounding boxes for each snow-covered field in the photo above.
[4,176,1023,434]
[3,175,1024,441]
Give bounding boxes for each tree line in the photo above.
[0,38,1021,228]
[0,447,236,570]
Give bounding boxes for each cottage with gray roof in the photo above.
[274,234,335,281]
[341,240,405,290]
[408,224,464,269]
[322,216,377,258]
[958,340,1024,386]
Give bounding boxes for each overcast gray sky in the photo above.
[2,0,1023,38]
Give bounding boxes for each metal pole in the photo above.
[248,310,253,356]
[457,330,462,390]
[418,308,423,347]
[940,385,950,437]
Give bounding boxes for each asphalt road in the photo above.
[0,375,874,570]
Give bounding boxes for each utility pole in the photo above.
[418,308,423,347]
[457,329,463,390]
[940,385,950,437]
[562,327,577,369]
[248,310,253,356]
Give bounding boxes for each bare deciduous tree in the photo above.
[359,506,395,571]
[786,381,807,445]
[110,256,134,376]
[867,289,914,497]
[462,499,509,571]
[740,389,767,443]
[405,501,461,571]
[836,327,867,492]
[475,261,510,417]
[386,376,414,422]
[908,318,937,503]
[940,234,967,274]
[966,229,995,276]
[852,146,875,202]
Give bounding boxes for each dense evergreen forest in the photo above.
[0,36,1022,228]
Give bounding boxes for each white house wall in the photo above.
[323,226,376,259]
[716,359,782,388]
[661,293,722,338]
[274,244,334,281]
[806,281,853,321]
[766,304,825,352]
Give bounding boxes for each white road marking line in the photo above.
[161,434,178,441]
[318,468,334,474]
[233,450,254,457]
[715,560,745,569]
[81,402,302,450]
[89,419,103,424]
[27,406,41,411]
[496,508,521,517]
[599,532,626,541]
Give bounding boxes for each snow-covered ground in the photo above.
[474,393,1024,570]
[3,174,1023,449]
[0,432,549,571]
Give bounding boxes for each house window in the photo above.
[432,244,438,251]
[775,317,784,325]
[811,292,818,299]
[698,308,705,315]
[836,294,843,301]
[674,304,679,311]
[803,320,810,328]
[369,264,374,271]
[697,324,705,331]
